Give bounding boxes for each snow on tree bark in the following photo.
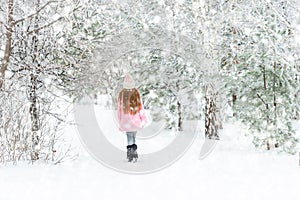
[205,84,219,140]
[0,0,14,89]
[29,0,41,161]
[0,0,83,163]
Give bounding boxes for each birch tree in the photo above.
[0,0,82,163]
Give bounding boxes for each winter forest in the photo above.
[1,0,300,199]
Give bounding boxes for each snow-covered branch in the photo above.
[256,93,268,108]
[27,16,63,35]
[12,1,58,26]
[264,0,292,30]
[12,5,82,49]
[0,20,8,29]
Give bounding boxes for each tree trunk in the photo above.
[177,99,182,131]
[30,0,41,161]
[273,61,279,148]
[29,74,40,160]
[294,71,299,119]
[232,94,237,117]
[0,0,14,89]
[263,66,271,150]
[273,61,277,124]
[232,94,237,105]
[170,3,183,132]
[263,66,269,112]
[205,84,219,140]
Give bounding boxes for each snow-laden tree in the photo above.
[218,0,300,154]
[126,49,203,131]
[0,0,83,163]
[81,0,218,131]
[189,0,224,139]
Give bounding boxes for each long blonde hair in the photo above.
[118,88,142,115]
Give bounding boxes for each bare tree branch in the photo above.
[0,0,14,89]
[256,93,268,108]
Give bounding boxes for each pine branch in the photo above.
[235,1,278,53]
[265,0,292,31]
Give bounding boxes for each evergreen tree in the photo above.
[220,0,300,154]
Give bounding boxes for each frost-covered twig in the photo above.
[0,20,8,29]
[256,93,268,108]
[263,0,292,30]
[13,1,58,25]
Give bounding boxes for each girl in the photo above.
[117,74,147,162]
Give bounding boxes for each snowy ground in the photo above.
[1,107,300,200]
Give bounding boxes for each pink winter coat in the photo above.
[117,89,147,132]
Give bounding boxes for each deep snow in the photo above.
[0,106,300,200]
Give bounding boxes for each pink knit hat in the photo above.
[123,73,135,89]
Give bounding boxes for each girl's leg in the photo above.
[132,132,136,144]
[126,131,138,162]
[126,132,136,145]
[131,132,138,161]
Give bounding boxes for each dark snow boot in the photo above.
[131,144,138,162]
[127,145,133,162]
